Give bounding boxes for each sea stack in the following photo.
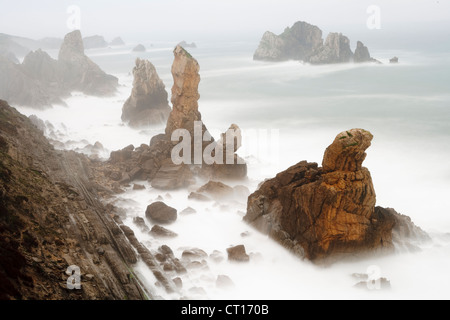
[244,129,426,263]
[122,58,171,128]
[58,30,118,96]
[253,21,323,62]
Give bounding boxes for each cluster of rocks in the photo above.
[97,45,247,193]
[244,128,428,263]
[132,44,146,52]
[253,21,381,64]
[0,30,118,108]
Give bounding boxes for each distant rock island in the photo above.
[83,35,108,49]
[0,30,118,108]
[254,21,379,64]
[110,37,125,46]
[132,44,146,52]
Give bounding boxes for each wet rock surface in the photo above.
[244,129,427,263]
[121,58,171,128]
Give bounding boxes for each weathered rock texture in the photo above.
[244,129,427,263]
[309,33,353,64]
[121,58,171,127]
[0,100,148,300]
[254,21,381,65]
[58,30,118,96]
[0,30,117,108]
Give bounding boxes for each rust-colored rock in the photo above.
[244,128,426,263]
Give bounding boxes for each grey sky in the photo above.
[1,0,449,42]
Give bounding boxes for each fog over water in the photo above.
[7,0,450,300]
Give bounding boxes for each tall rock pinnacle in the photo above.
[122,58,171,127]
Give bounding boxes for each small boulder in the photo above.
[196,181,234,200]
[216,275,235,288]
[227,245,250,262]
[145,201,177,224]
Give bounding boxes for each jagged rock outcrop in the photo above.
[145,202,177,224]
[244,128,427,263]
[58,30,118,96]
[121,58,171,128]
[98,46,247,193]
[253,21,323,62]
[0,30,118,108]
[83,35,108,49]
[110,37,125,46]
[254,21,382,65]
[0,100,148,300]
[309,33,353,64]
[0,55,59,107]
[0,51,19,64]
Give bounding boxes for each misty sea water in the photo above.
[16,40,450,299]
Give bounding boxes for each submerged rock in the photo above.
[244,129,427,263]
[254,21,381,65]
[216,275,235,288]
[122,58,171,128]
[110,37,125,46]
[354,41,371,63]
[196,181,234,200]
[178,41,197,48]
[390,57,399,64]
[150,225,178,238]
[253,21,323,62]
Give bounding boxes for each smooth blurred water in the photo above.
[15,41,450,299]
